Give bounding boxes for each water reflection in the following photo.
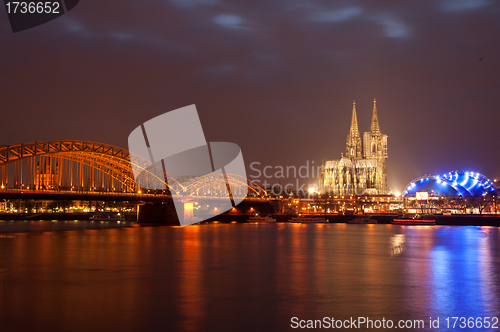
[390,234,405,256]
[0,223,498,331]
[429,226,499,319]
[178,226,204,331]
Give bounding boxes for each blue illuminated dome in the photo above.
[402,171,498,197]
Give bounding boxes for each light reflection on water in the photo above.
[0,223,499,331]
[0,220,134,233]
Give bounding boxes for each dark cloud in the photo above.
[1,0,500,191]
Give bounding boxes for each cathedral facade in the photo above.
[320,99,388,195]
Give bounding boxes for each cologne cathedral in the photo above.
[320,99,388,195]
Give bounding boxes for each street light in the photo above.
[493,194,497,216]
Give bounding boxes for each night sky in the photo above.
[1,0,500,192]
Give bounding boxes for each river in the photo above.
[1,221,499,331]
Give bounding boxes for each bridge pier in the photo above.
[137,203,183,225]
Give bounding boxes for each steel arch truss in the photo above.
[0,140,265,197]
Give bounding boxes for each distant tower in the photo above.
[363,99,388,193]
[345,101,362,159]
[36,157,59,190]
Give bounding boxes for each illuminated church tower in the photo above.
[36,158,59,190]
[363,99,388,193]
[345,101,362,160]
[321,99,388,195]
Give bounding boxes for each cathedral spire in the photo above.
[349,100,360,138]
[346,100,362,159]
[370,98,380,135]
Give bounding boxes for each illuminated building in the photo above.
[36,157,59,190]
[321,99,388,195]
[402,171,498,214]
[403,171,497,198]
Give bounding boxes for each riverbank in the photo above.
[0,212,137,222]
[1,212,499,226]
[213,213,500,226]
